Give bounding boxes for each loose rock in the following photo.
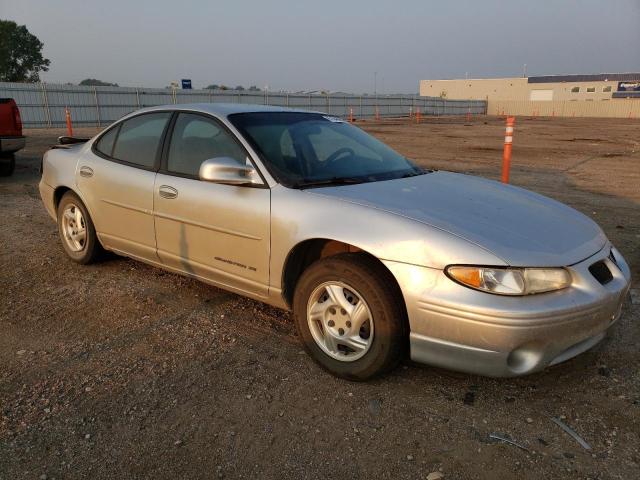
[427,472,444,480]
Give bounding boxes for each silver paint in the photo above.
[39,103,632,377]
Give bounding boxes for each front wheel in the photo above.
[293,253,407,381]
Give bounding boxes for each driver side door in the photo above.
[153,112,271,300]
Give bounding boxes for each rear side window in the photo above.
[95,125,119,156]
[112,112,171,168]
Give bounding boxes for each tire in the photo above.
[57,191,103,264]
[293,253,407,381]
[0,153,15,176]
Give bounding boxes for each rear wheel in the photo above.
[293,253,406,381]
[57,191,103,264]
[0,153,15,176]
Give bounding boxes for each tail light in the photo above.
[12,105,22,133]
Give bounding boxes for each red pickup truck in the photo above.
[0,98,25,176]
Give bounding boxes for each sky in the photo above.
[2,0,639,93]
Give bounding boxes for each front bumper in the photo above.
[383,243,631,377]
[0,136,26,153]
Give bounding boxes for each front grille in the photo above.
[589,260,613,285]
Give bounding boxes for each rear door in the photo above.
[153,112,271,298]
[77,111,171,261]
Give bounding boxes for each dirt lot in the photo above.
[1,116,638,480]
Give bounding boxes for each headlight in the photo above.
[445,266,571,295]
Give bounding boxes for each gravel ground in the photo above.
[1,116,638,479]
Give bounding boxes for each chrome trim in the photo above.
[158,185,178,199]
[79,166,94,178]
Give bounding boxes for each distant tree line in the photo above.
[205,84,261,91]
[79,78,119,87]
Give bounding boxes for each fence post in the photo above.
[41,82,52,128]
[93,87,101,127]
[136,88,141,108]
[359,96,363,119]
[286,92,289,107]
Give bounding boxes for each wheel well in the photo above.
[53,186,72,210]
[281,239,404,311]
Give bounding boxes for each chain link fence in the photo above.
[0,82,486,128]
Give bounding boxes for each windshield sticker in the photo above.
[323,115,347,123]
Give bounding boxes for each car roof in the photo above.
[134,102,325,118]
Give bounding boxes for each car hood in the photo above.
[309,171,606,267]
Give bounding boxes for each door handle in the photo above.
[79,166,94,178]
[159,185,178,199]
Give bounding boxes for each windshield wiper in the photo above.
[294,176,366,189]
[400,168,430,178]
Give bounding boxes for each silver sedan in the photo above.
[39,104,631,380]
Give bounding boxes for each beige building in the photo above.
[419,73,640,117]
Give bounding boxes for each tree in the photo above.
[205,84,219,90]
[235,85,245,91]
[0,20,50,82]
[248,85,261,91]
[79,78,118,87]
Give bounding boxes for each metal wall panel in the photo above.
[488,99,640,118]
[0,82,487,128]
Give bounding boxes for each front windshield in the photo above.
[228,112,424,188]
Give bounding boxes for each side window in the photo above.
[112,112,171,168]
[167,113,247,177]
[95,125,119,157]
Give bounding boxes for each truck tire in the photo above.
[0,153,15,176]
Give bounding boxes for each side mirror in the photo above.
[199,157,261,186]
